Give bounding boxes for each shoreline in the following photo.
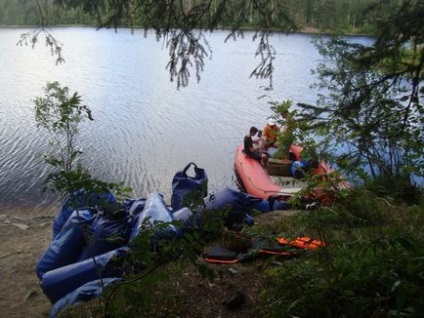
[0,208,300,318]
[0,213,53,318]
[0,24,374,38]
[0,203,60,218]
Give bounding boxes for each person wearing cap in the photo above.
[262,118,280,148]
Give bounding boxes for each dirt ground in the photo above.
[0,206,58,318]
[0,205,298,318]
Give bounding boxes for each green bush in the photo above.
[259,192,424,318]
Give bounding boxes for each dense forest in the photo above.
[0,0,405,35]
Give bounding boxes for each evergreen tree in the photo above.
[8,0,397,88]
[13,0,424,186]
[300,0,424,185]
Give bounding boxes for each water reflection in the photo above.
[0,27,327,214]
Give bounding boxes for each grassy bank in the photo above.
[56,186,423,318]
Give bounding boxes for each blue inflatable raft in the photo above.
[37,164,292,317]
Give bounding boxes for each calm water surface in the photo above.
[0,27,358,214]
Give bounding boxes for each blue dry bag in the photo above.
[171,162,208,210]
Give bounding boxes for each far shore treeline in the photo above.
[0,0,396,36]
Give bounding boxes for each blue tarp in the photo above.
[204,187,290,229]
[129,192,177,242]
[49,277,122,318]
[53,189,116,239]
[171,162,208,210]
[36,209,96,279]
[41,247,128,304]
[205,187,291,213]
[78,211,132,262]
[39,164,294,316]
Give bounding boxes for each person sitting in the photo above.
[262,118,280,148]
[243,126,268,167]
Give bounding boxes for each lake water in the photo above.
[0,27,370,215]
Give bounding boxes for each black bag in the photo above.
[171,162,208,210]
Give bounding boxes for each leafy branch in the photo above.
[34,81,131,200]
[23,0,297,89]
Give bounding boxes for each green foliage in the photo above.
[55,187,424,317]
[363,175,423,206]
[259,193,424,318]
[34,81,131,200]
[7,1,418,90]
[33,81,233,317]
[267,99,319,163]
[267,100,295,159]
[26,2,424,317]
[297,0,424,188]
[34,81,92,174]
[2,0,387,35]
[9,0,394,89]
[270,99,292,115]
[70,205,228,317]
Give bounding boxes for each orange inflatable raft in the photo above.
[234,144,347,203]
